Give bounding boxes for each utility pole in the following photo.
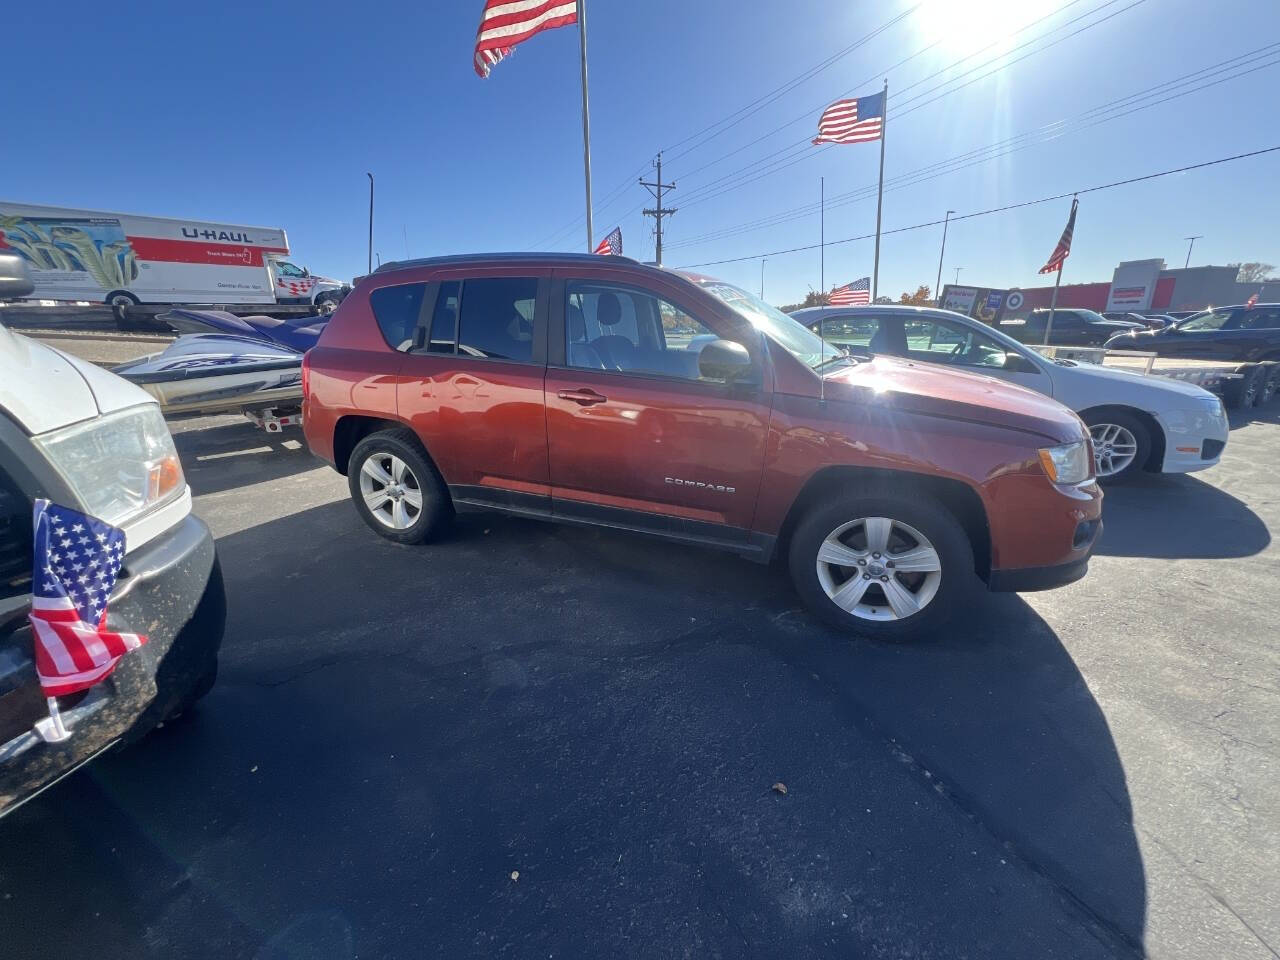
[640,152,677,266]
[934,210,954,305]
[1184,235,1202,269]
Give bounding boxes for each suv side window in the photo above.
[564,281,715,381]
[903,316,1011,369]
[451,277,539,362]
[369,282,427,352]
[819,315,880,346]
[1239,307,1280,330]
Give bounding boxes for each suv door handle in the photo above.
[558,388,607,406]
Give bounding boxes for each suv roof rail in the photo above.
[372,251,643,274]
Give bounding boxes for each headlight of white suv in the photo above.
[1038,440,1093,485]
[35,404,185,527]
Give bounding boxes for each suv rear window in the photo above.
[455,277,538,362]
[369,283,426,351]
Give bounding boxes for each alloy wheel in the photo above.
[1089,423,1139,478]
[358,453,423,529]
[815,516,942,622]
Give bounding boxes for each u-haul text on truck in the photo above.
[0,202,347,312]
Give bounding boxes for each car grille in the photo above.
[0,469,32,603]
[1201,438,1226,461]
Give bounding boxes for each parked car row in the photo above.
[997,308,1143,346]
[1105,303,1280,407]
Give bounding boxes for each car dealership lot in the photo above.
[1,410,1276,959]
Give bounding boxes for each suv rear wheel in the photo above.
[788,491,975,639]
[347,429,453,544]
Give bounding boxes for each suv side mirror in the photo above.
[698,338,755,383]
[0,251,35,302]
[1003,352,1039,374]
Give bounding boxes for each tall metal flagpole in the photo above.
[820,177,825,298]
[577,0,594,253]
[871,79,888,302]
[934,209,953,305]
[1044,195,1077,346]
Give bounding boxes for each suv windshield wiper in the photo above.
[816,351,871,371]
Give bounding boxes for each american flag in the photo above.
[829,278,871,306]
[812,92,885,145]
[474,0,578,78]
[1039,198,1078,275]
[28,500,146,697]
[1245,292,1259,308]
[593,226,622,256]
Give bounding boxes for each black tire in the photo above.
[106,290,141,328]
[1225,364,1261,409]
[347,428,452,544]
[1082,409,1151,484]
[1255,361,1280,405]
[788,488,976,640]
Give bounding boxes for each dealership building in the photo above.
[1005,259,1280,315]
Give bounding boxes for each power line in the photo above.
[674,146,1280,269]
[668,0,1147,212]
[663,44,1280,249]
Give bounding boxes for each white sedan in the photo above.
[793,305,1229,483]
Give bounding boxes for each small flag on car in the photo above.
[1039,198,1078,275]
[1245,292,1259,308]
[28,500,146,741]
[829,277,871,306]
[473,0,578,78]
[593,226,622,256]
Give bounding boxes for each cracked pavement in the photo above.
[0,407,1276,959]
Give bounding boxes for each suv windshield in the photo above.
[1076,309,1112,324]
[688,276,831,369]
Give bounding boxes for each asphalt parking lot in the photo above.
[1,407,1277,959]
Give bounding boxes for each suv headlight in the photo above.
[35,404,186,527]
[1038,440,1092,485]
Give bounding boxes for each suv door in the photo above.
[395,272,552,506]
[544,269,772,544]
[1235,306,1280,360]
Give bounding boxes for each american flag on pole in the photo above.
[812,92,885,145]
[1245,292,1259,308]
[829,277,871,306]
[1039,198,1078,274]
[593,226,622,256]
[28,500,145,698]
[474,0,579,78]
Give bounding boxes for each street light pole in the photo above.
[1184,235,1202,269]
[366,173,374,275]
[954,266,963,285]
[934,210,954,305]
[760,257,766,300]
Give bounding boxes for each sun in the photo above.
[915,0,1063,55]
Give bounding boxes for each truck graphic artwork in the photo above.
[0,215,139,290]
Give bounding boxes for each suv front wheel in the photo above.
[347,428,453,544]
[788,491,975,639]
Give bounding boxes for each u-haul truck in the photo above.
[0,202,348,313]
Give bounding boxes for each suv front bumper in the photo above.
[0,513,225,817]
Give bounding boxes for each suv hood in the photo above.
[0,325,155,434]
[822,356,1085,443]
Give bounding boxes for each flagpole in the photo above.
[871,79,887,302]
[1043,195,1077,346]
[820,177,825,298]
[576,0,594,253]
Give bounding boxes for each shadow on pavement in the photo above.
[1095,471,1270,559]
[1229,403,1280,429]
[173,421,321,497]
[0,502,1147,959]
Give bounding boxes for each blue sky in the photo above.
[6,0,1278,305]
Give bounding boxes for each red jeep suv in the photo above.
[303,253,1101,638]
